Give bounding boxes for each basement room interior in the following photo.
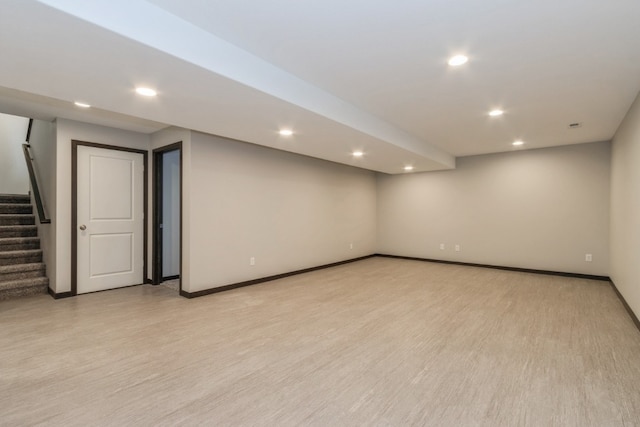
[1,1,640,425]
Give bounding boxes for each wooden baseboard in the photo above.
[48,287,72,299]
[609,280,640,333]
[179,255,376,299]
[375,254,610,281]
[179,253,614,299]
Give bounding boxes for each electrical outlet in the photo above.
[440,243,445,250]
[250,257,255,266]
[455,244,460,252]
[585,254,592,262]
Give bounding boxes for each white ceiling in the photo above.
[1,0,639,173]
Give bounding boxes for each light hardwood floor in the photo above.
[1,257,640,426]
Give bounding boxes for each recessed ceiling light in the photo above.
[489,109,504,117]
[352,151,364,157]
[448,55,469,66]
[404,165,414,171]
[135,87,157,97]
[279,129,294,136]
[74,101,91,108]
[512,140,524,146]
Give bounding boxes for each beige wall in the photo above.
[377,142,611,276]
[610,92,640,317]
[38,115,628,296]
[45,121,376,295]
[187,132,377,292]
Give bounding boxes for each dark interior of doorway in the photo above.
[153,142,182,290]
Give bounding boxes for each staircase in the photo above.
[0,194,48,300]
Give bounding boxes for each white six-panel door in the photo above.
[77,145,144,294]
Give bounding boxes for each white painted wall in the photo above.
[0,113,29,194]
[162,149,180,277]
[187,132,377,292]
[610,92,640,318]
[53,119,150,293]
[377,142,611,276]
[27,119,57,288]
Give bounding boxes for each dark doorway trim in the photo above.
[71,140,149,296]
[152,142,183,292]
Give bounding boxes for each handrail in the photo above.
[26,118,33,142]
[22,143,50,224]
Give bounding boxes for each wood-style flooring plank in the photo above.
[1,257,639,426]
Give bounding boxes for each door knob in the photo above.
[79,224,87,231]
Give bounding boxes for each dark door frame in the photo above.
[71,140,149,296]
[152,142,183,289]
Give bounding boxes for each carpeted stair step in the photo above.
[0,225,38,238]
[0,237,40,251]
[0,194,30,204]
[0,194,48,300]
[0,263,46,281]
[0,276,48,300]
[0,249,42,266]
[0,203,32,214]
[0,214,35,226]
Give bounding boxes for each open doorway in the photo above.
[153,142,182,291]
